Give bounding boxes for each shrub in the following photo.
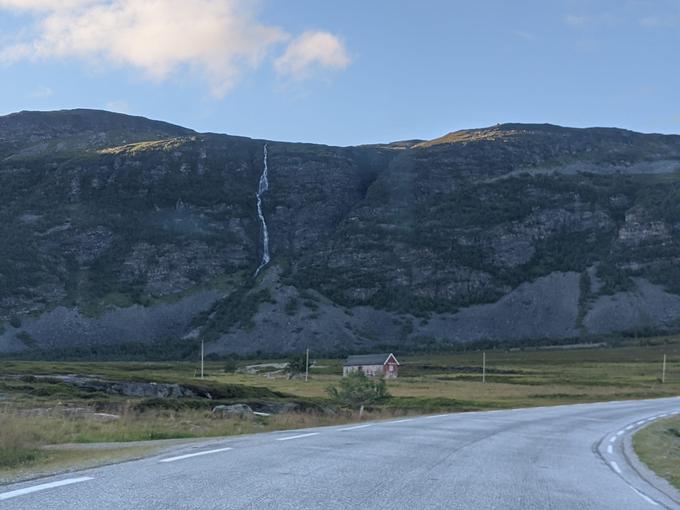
[326,371,390,411]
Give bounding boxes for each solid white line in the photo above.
[607,445,613,454]
[276,432,320,441]
[159,447,233,463]
[610,461,622,474]
[340,424,373,431]
[424,414,448,419]
[0,477,93,501]
[391,418,414,423]
[632,487,660,507]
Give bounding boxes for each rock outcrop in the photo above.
[1,111,680,356]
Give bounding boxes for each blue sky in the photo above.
[0,0,679,146]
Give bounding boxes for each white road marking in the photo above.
[632,487,659,507]
[625,425,634,431]
[609,437,616,443]
[616,430,624,436]
[607,445,613,454]
[159,447,233,463]
[391,418,415,423]
[340,424,373,431]
[276,432,320,441]
[610,461,622,474]
[0,477,93,501]
[425,414,448,419]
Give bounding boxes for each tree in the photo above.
[223,357,239,373]
[286,353,307,379]
[326,370,391,416]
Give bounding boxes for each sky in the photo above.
[0,0,679,146]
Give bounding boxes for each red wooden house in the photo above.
[342,353,400,379]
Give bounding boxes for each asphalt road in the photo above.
[1,397,679,509]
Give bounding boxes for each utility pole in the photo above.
[201,339,205,380]
[305,348,309,382]
[482,351,486,384]
[662,354,666,384]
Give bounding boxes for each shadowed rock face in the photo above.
[1,111,680,357]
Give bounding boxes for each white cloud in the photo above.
[29,85,53,98]
[0,0,95,10]
[511,30,536,41]
[105,99,129,113]
[564,14,593,29]
[640,15,680,28]
[0,0,349,97]
[274,31,350,80]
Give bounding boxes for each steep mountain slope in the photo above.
[1,111,680,357]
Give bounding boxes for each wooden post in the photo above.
[662,354,667,384]
[482,352,486,384]
[201,339,204,380]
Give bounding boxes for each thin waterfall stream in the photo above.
[254,143,270,276]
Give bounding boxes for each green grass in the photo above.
[0,337,678,477]
[633,416,680,490]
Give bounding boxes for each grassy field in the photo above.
[633,416,680,490]
[0,336,678,480]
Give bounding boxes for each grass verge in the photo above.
[633,416,680,490]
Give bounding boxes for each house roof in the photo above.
[344,353,399,366]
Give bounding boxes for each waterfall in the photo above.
[254,143,270,276]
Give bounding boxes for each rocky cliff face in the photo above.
[1,111,680,357]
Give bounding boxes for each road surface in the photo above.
[1,397,679,509]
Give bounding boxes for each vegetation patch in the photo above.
[633,416,680,490]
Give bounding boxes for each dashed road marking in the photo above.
[632,487,660,507]
[607,445,613,454]
[159,447,233,463]
[0,477,93,501]
[616,430,624,436]
[610,461,622,474]
[276,432,320,441]
[340,424,373,431]
[609,437,616,443]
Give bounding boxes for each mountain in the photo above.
[1,110,680,358]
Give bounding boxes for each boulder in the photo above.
[212,404,254,418]
[90,412,121,422]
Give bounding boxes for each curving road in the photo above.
[1,397,679,509]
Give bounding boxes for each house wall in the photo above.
[384,361,398,378]
[343,364,384,377]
